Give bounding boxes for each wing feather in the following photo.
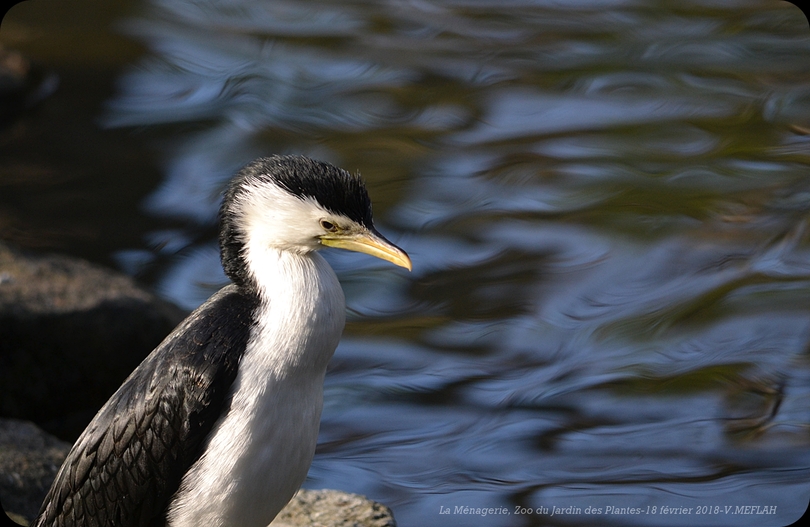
[33,285,257,527]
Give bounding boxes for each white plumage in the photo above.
[167,251,345,527]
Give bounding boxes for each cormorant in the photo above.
[33,155,411,527]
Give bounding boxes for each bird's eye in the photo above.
[320,219,338,232]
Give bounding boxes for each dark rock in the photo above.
[0,418,70,525]
[0,241,185,440]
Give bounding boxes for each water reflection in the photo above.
[98,0,810,525]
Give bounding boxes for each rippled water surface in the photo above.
[3,0,810,525]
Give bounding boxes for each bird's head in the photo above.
[219,155,411,287]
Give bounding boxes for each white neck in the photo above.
[245,246,346,377]
[167,247,345,527]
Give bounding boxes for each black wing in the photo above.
[33,285,258,527]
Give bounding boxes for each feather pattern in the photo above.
[33,286,257,527]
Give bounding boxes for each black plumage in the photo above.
[250,156,372,225]
[33,286,258,527]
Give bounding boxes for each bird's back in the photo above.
[33,285,258,527]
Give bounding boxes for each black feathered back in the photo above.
[32,286,257,527]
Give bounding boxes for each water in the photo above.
[2,0,810,525]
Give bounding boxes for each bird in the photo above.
[32,155,411,527]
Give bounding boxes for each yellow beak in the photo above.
[320,229,412,271]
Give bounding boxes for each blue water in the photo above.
[3,0,810,525]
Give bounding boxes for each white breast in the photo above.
[167,251,345,527]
